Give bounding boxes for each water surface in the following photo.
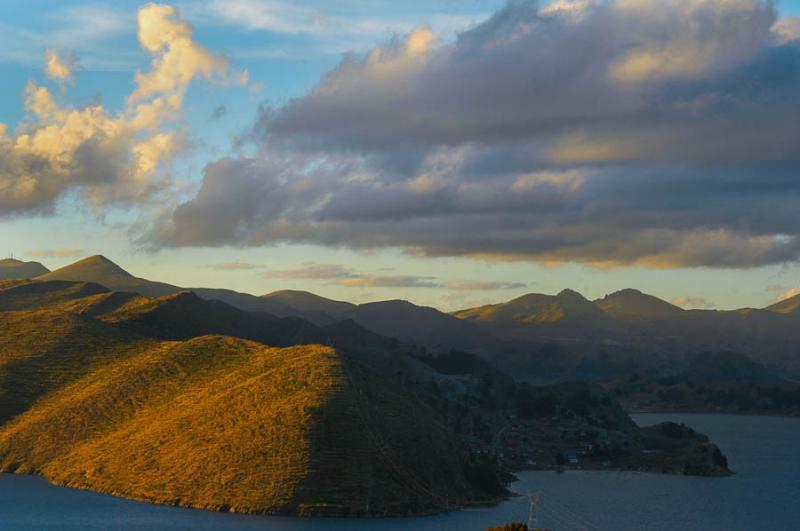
[1,413,797,530]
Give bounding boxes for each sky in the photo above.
[1,0,800,311]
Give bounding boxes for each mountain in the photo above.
[453,289,617,343]
[263,290,356,320]
[453,288,800,379]
[0,259,49,280]
[766,293,800,315]
[264,291,502,354]
[455,289,605,325]
[595,289,684,320]
[38,256,310,319]
[37,255,177,297]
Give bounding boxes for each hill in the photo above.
[0,335,492,515]
[37,255,178,297]
[595,289,684,320]
[263,290,355,321]
[767,293,800,315]
[604,352,800,417]
[0,259,49,280]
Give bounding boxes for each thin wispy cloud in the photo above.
[263,262,529,290]
[209,261,264,271]
[27,248,83,259]
[0,4,133,69]
[672,296,716,310]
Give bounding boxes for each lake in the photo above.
[1,413,798,530]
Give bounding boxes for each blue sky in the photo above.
[1,0,800,310]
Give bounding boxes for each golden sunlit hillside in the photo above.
[0,280,499,516]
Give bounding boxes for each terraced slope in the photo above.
[0,335,486,516]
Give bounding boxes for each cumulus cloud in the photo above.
[146,0,800,269]
[44,49,78,83]
[0,3,245,217]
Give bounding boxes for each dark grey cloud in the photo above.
[147,0,800,269]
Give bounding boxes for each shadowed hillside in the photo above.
[0,259,49,280]
[767,293,800,315]
[265,290,501,353]
[453,289,800,379]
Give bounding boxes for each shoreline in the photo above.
[627,408,800,420]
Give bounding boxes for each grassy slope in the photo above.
[0,282,485,516]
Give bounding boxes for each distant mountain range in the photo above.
[8,255,800,379]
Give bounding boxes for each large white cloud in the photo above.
[0,4,245,216]
[143,1,800,267]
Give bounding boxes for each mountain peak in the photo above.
[557,288,588,300]
[596,288,683,319]
[36,255,139,288]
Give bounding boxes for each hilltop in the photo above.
[0,259,49,280]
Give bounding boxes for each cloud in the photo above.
[146,0,800,269]
[44,49,78,82]
[772,17,800,44]
[0,3,245,217]
[443,280,527,291]
[27,247,83,259]
[266,262,356,280]
[264,262,436,287]
[209,261,264,270]
[671,296,716,309]
[0,5,133,70]
[201,0,486,51]
[334,275,440,288]
[262,261,523,290]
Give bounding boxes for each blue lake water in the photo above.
[1,413,798,530]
